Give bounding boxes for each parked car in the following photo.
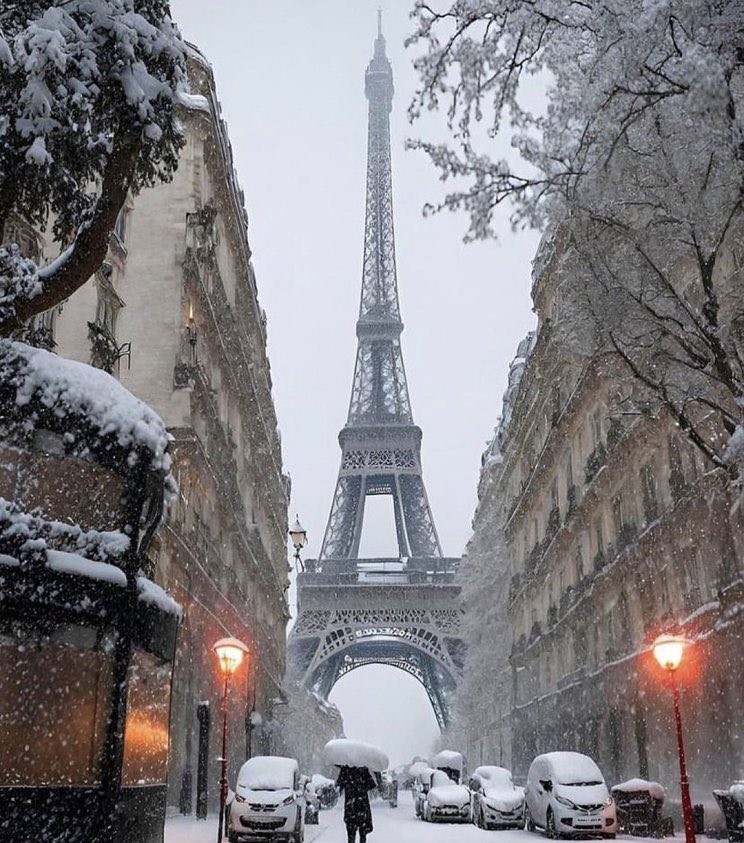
[413,766,436,818]
[470,765,526,829]
[422,770,472,823]
[229,756,305,843]
[524,752,616,839]
[431,749,465,783]
[303,777,319,825]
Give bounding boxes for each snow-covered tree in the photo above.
[0,1,187,333]
[409,0,744,482]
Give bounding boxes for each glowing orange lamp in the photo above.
[213,637,249,842]
[652,634,695,843]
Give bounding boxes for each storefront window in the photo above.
[121,648,173,786]
[0,621,114,786]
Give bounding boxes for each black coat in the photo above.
[337,766,377,833]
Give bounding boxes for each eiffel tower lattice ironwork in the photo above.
[288,16,463,730]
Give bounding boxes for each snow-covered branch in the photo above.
[0,0,188,331]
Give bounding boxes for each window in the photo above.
[122,649,173,785]
[612,494,625,536]
[0,621,115,786]
[114,207,129,244]
[641,463,658,523]
[592,409,603,446]
[575,546,585,581]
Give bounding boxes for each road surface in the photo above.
[165,791,681,843]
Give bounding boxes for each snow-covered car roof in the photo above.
[408,761,430,778]
[324,738,388,772]
[431,750,464,771]
[237,756,299,790]
[474,766,513,786]
[535,752,604,784]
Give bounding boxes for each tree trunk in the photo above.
[2,129,141,335]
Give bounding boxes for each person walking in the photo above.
[336,764,377,843]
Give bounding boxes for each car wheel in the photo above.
[546,809,558,839]
[525,805,536,833]
[605,835,616,840]
[227,831,239,843]
[479,807,486,829]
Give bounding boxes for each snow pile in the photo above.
[311,774,335,789]
[431,750,464,772]
[323,739,389,772]
[47,549,127,586]
[0,341,173,481]
[237,756,298,791]
[612,779,666,801]
[730,782,744,806]
[137,575,182,618]
[0,498,130,566]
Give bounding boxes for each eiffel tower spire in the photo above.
[319,24,442,562]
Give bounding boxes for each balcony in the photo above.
[584,442,607,484]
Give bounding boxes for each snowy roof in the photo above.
[324,739,388,772]
[237,756,298,790]
[612,779,665,801]
[431,750,464,771]
[0,341,173,488]
[46,549,127,586]
[137,575,182,618]
[480,331,537,472]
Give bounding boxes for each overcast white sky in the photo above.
[171,1,539,767]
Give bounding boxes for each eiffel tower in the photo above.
[288,16,463,729]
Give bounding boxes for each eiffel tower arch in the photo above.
[288,16,464,730]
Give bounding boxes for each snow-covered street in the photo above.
[165,792,686,843]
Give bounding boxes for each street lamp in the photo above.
[288,515,307,571]
[652,634,696,843]
[213,637,249,843]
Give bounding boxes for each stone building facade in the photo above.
[472,240,743,816]
[49,46,291,810]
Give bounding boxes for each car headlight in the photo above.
[604,797,614,807]
[555,795,576,809]
[234,794,246,803]
[282,795,295,806]
[461,805,470,815]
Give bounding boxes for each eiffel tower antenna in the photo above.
[319,12,442,561]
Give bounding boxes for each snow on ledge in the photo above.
[46,549,127,587]
[1,340,172,475]
[137,575,182,619]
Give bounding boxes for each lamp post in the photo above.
[652,634,696,843]
[213,637,249,843]
[288,515,307,572]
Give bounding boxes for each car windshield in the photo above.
[560,780,603,786]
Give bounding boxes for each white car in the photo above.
[470,765,525,829]
[413,766,436,818]
[229,756,305,843]
[524,752,616,839]
[423,770,472,823]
